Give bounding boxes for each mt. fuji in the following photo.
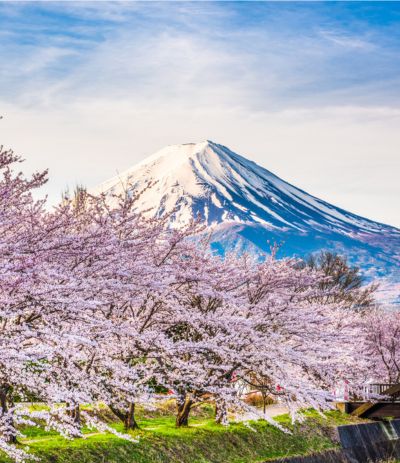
[93,141,400,302]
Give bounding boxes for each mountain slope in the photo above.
[92,141,400,302]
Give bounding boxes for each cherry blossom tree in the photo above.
[0,146,52,444]
[235,252,367,422]
[58,189,210,431]
[0,148,126,459]
[0,146,75,459]
[363,308,400,384]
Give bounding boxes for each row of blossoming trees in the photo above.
[0,145,398,462]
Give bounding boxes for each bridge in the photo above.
[340,383,400,419]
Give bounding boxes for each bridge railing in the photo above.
[362,383,400,401]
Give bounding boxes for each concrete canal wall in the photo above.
[269,420,400,463]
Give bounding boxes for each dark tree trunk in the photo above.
[70,404,81,426]
[109,402,139,430]
[66,403,82,437]
[176,393,193,427]
[0,384,16,444]
[262,391,267,415]
[124,402,139,430]
[215,397,228,425]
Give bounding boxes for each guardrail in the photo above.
[362,383,400,401]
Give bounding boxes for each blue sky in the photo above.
[0,1,399,226]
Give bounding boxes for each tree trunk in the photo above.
[176,393,193,427]
[109,402,139,430]
[0,384,16,444]
[66,403,82,437]
[124,402,139,430]
[66,403,81,425]
[215,397,228,425]
[71,404,81,426]
[262,391,267,416]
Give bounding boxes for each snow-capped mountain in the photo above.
[93,140,400,301]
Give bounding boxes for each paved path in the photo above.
[264,403,289,418]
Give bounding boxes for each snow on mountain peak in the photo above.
[93,140,397,235]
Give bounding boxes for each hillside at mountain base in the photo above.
[92,141,400,303]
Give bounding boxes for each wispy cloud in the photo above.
[1,1,399,110]
[319,29,375,50]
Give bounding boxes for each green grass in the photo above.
[0,406,364,463]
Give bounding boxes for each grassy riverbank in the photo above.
[0,406,364,463]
